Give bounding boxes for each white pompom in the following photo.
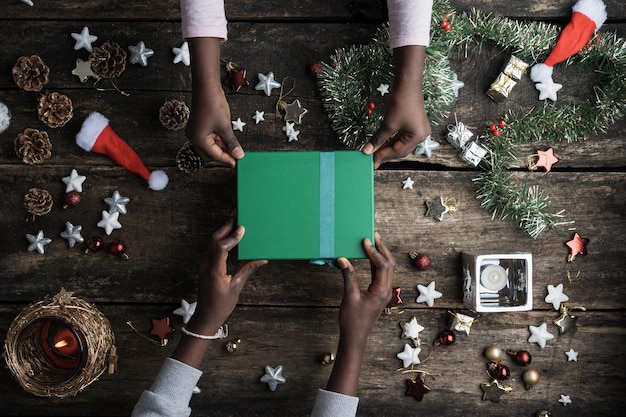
[529,63,553,84]
[148,170,169,190]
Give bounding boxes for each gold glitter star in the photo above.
[283,99,308,124]
[480,379,512,402]
[71,58,98,83]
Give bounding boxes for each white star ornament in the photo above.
[416,281,443,307]
[544,283,569,310]
[71,26,98,52]
[97,210,122,235]
[528,323,554,348]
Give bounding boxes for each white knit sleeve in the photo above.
[180,0,228,40]
[388,0,433,48]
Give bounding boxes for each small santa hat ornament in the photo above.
[530,0,607,84]
[76,112,169,190]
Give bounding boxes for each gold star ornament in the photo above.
[71,58,98,83]
[480,379,512,402]
[283,99,308,124]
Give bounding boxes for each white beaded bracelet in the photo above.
[181,324,229,340]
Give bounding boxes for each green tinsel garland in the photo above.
[318,0,626,238]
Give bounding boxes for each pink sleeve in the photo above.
[180,0,228,40]
[388,0,433,48]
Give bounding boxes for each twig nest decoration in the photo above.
[24,187,53,218]
[14,127,52,164]
[89,42,127,79]
[12,55,50,92]
[159,98,190,131]
[37,92,73,128]
[175,141,203,173]
[3,288,116,398]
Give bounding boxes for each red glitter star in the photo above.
[535,148,559,172]
[224,67,249,92]
[150,316,174,344]
[387,287,403,308]
[565,232,589,261]
[405,377,431,401]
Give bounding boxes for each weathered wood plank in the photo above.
[1,166,624,309]
[2,21,624,168]
[3,0,626,22]
[1,305,624,416]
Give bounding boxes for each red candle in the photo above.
[53,328,79,356]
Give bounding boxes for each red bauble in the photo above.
[63,190,82,208]
[491,363,510,380]
[86,236,104,253]
[492,128,501,137]
[434,330,456,347]
[409,252,431,271]
[441,22,451,31]
[498,119,507,129]
[509,350,532,366]
[367,102,375,110]
[489,123,497,131]
[109,239,129,259]
[309,60,324,78]
[366,109,373,116]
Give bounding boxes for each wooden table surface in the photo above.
[1,1,625,416]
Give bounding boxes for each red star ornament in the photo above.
[387,287,403,308]
[405,376,431,401]
[535,148,559,172]
[224,67,249,92]
[150,316,174,346]
[565,232,589,262]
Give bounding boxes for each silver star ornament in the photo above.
[413,135,440,158]
[26,230,52,254]
[260,365,286,391]
[104,190,130,215]
[60,221,84,248]
[255,72,281,96]
[129,41,154,67]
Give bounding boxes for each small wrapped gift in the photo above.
[461,141,488,167]
[447,121,474,150]
[502,55,529,81]
[486,73,517,102]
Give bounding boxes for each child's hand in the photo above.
[185,219,267,336]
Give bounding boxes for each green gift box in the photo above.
[237,151,374,260]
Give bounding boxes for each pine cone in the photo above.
[159,99,190,131]
[24,188,53,217]
[12,55,50,92]
[37,92,73,128]
[14,128,52,165]
[176,142,203,173]
[89,42,127,79]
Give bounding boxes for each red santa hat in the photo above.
[76,112,169,190]
[530,0,607,84]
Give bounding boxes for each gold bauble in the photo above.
[522,367,541,389]
[484,344,503,362]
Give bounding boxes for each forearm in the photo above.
[324,336,367,397]
[393,45,426,83]
[188,37,223,97]
[171,313,224,369]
